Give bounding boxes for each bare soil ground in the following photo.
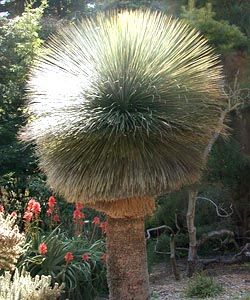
[149,261,250,299]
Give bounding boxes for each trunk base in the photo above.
[187,245,198,277]
[187,259,197,277]
[107,216,150,300]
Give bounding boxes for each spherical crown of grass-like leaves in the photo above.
[23,10,225,204]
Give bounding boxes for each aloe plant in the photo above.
[22,10,225,299]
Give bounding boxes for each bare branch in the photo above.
[203,75,250,160]
[200,243,250,267]
[203,109,228,159]
[233,243,250,259]
[225,73,250,111]
[146,225,173,240]
[196,196,233,217]
[198,229,235,247]
[236,237,250,240]
[175,213,181,234]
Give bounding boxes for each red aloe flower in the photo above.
[73,203,85,235]
[73,209,84,221]
[38,242,48,255]
[27,199,36,211]
[11,211,17,218]
[64,252,74,263]
[26,199,41,218]
[82,253,90,262]
[48,196,56,208]
[23,211,33,222]
[0,205,4,213]
[53,214,60,223]
[92,216,101,226]
[75,202,84,210]
[31,201,41,216]
[46,208,53,216]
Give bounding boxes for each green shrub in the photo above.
[243,262,250,268]
[181,1,248,55]
[18,228,107,300]
[185,274,223,298]
[0,195,107,300]
[0,1,47,203]
[243,293,250,300]
[150,291,160,299]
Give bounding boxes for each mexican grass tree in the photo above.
[22,10,226,299]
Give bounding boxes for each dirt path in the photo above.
[149,261,250,299]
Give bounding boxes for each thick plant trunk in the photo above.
[187,189,198,277]
[170,234,180,281]
[106,216,150,300]
[88,197,154,299]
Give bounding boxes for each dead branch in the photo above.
[146,225,173,240]
[233,243,250,259]
[175,213,181,234]
[203,109,228,159]
[146,214,180,240]
[176,247,189,251]
[197,229,235,247]
[146,217,181,280]
[213,235,240,251]
[201,243,250,267]
[196,196,233,217]
[226,74,250,111]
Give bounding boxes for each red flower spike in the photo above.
[38,242,47,255]
[82,253,90,262]
[53,214,60,222]
[73,209,84,220]
[75,202,84,210]
[0,205,5,213]
[26,199,41,217]
[23,211,33,222]
[46,208,53,216]
[31,201,41,216]
[11,211,17,218]
[27,199,36,211]
[48,196,56,208]
[64,252,74,263]
[92,216,100,226]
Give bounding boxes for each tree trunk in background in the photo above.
[170,234,180,281]
[186,109,228,277]
[106,216,150,300]
[187,189,198,277]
